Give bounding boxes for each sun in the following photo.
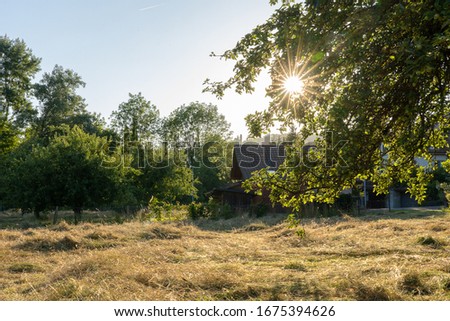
[284,76,305,95]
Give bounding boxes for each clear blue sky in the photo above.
[1,0,278,137]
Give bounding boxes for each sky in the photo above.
[1,0,278,137]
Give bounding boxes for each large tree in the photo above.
[33,65,88,140]
[110,92,160,143]
[162,102,231,147]
[0,36,41,125]
[205,0,450,211]
[2,126,123,221]
[0,36,41,154]
[162,102,232,198]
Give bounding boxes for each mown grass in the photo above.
[0,208,449,300]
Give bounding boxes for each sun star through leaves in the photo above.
[284,76,305,94]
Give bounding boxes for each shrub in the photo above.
[439,182,450,205]
[146,197,176,221]
[187,202,207,220]
[206,199,234,220]
[334,194,354,211]
[188,199,236,220]
[250,203,269,217]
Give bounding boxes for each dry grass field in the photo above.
[1,209,450,301]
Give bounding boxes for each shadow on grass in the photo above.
[0,210,134,230]
[354,207,448,221]
[1,207,447,234]
[190,213,287,232]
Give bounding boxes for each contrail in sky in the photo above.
[139,4,164,11]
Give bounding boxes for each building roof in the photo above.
[230,144,287,180]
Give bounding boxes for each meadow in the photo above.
[1,209,450,301]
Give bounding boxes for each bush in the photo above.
[335,194,354,211]
[250,203,269,217]
[188,199,236,220]
[146,196,177,221]
[439,182,450,206]
[206,199,234,220]
[187,202,207,220]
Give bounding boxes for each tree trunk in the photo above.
[52,206,59,225]
[73,207,82,224]
[34,208,41,220]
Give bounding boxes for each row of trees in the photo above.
[0,36,233,221]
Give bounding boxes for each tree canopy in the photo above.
[2,126,123,221]
[205,0,450,211]
[33,65,88,139]
[0,36,41,154]
[110,92,160,143]
[0,35,235,221]
[162,102,232,147]
[162,102,233,199]
[0,36,41,125]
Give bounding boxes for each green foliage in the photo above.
[205,199,234,220]
[33,65,88,140]
[334,194,354,211]
[285,213,305,238]
[108,94,196,206]
[0,36,40,154]
[0,36,41,126]
[110,92,160,143]
[147,196,172,220]
[206,1,450,211]
[187,199,235,220]
[0,119,19,154]
[162,102,232,146]
[439,182,450,205]
[0,38,226,220]
[250,203,269,218]
[2,126,124,221]
[162,102,233,200]
[187,202,207,220]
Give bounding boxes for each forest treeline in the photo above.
[0,36,234,221]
